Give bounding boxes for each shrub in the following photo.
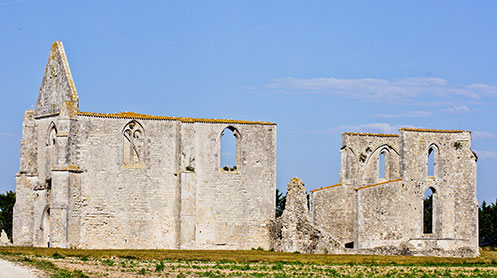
[51,252,65,259]
[51,270,88,278]
[155,261,165,272]
[102,259,114,266]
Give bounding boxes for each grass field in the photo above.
[1,247,497,277]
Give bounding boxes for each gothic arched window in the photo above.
[47,123,57,168]
[423,187,436,234]
[123,121,145,167]
[220,126,241,171]
[379,152,386,179]
[427,144,439,178]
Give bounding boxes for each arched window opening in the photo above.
[123,121,145,166]
[40,206,50,247]
[427,148,435,177]
[379,152,386,179]
[48,124,57,168]
[423,187,435,234]
[221,127,238,171]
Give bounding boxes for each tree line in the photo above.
[0,190,495,247]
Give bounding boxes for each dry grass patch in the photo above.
[1,247,497,277]
[1,247,497,266]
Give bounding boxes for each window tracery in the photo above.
[123,121,144,167]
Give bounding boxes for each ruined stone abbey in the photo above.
[13,42,479,257]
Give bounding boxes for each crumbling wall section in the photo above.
[271,178,339,254]
[309,129,478,257]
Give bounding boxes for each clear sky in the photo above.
[1,1,496,203]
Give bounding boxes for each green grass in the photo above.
[0,246,496,267]
[1,247,497,278]
[0,252,89,278]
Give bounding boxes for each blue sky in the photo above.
[1,1,496,203]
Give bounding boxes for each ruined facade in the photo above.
[13,41,276,249]
[14,42,479,257]
[303,130,478,257]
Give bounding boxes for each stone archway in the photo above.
[40,206,50,247]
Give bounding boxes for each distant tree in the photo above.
[479,200,497,247]
[0,190,15,241]
[276,189,286,217]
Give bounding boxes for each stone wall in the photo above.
[310,184,353,247]
[14,41,276,250]
[355,179,408,250]
[307,129,479,257]
[14,41,478,257]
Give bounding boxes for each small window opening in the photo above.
[379,152,386,179]
[48,125,57,167]
[423,187,435,234]
[221,127,237,171]
[345,242,354,249]
[427,149,434,177]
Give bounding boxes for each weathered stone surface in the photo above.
[0,230,11,246]
[270,178,339,254]
[14,41,478,257]
[309,129,479,257]
[35,41,79,117]
[14,41,277,250]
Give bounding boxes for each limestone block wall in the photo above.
[15,112,276,250]
[311,133,402,249]
[72,115,276,249]
[191,122,276,250]
[13,110,38,246]
[14,41,277,250]
[400,129,478,256]
[310,184,353,247]
[310,129,478,257]
[75,116,179,249]
[341,133,401,186]
[355,179,408,249]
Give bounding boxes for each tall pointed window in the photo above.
[47,123,57,168]
[423,187,436,234]
[427,149,435,177]
[427,145,439,178]
[123,121,144,167]
[379,152,386,179]
[221,126,240,171]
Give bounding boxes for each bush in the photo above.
[155,261,165,272]
[51,252,65,259]
[102,259,114,266]
[51,270,88,278]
